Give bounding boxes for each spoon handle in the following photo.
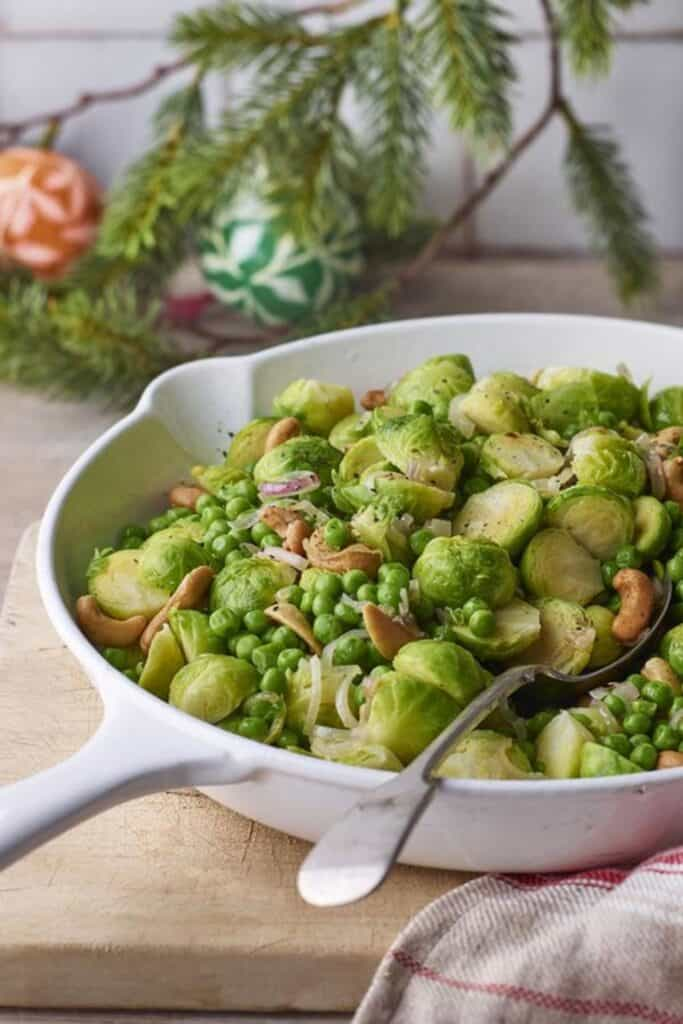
[297,665,538,907]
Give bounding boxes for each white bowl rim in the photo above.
[36,311,683,797]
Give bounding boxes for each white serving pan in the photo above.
[3,313,683,876]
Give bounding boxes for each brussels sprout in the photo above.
[520,529,603,606]
[273,378,355,436]
[337,436,384,482]
[140,529,209,592]
[372,473,454,521]
[515,598,596,674]
[363,673,459,763]
[211,556,296,618]
[192,463,245,494]
[169,608,223,662]
[660,624,683,674]
[87,548,170,619]
[374,414,463,490]
[351,499,410,563]
[286,658,358,733]
[479,432,564,481]
[580,742,638,778]
[225,417,278,470]
[328,412,372,451]
[458,373,533,435]
[453,480,543,557]
[393,639,491,705]
[651,387,683,430]
[138,624,185,700]
[585,605,622,668]
[536,709,593,778]
[534,367,639,422]
[569,428,646,497]
[448,598,541,661]
[633,495,671,558]
[169,653,257,723]
[310,726,403,771]
[435,730,538,780]
[390,355,474,419]
[253,435,341,486]
[545,485,634,560]
[413,535,517,609]
[568,703,619,737]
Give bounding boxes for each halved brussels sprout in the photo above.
[545,485,634,560]
[225,417,278,470]
[351,499,410,563]
[273,378,355,436]
[329,412,372,451]
[337,436,384,482]
[515,598,595,674]
[374,414,463,490]
[585,605,622,669]
[390,355,474,419]
[435,730,538,780]
[310,726,403,771]
[580,742,638,778]
[414,535,517,609]
[633,495,671,558]
[569,703,619,737]
[660,624,683,669]
[479,432,564,481]
[536,709,593,778]
[192,463,246,494]
[569,428,646,497]
[650,387,683,431]
[211,556,296,618]
[87,548,170,620]
[363,673,459,764]
[458,373,532,434]
[393,639,491,706]
[169,608,223,662]
[140,529,209,592]
[372,473,454,520]
[138,624,185,699]
[448,598,541,661]
[453,480,543,557]
[286,658,358,733]
[253,435,341,486]
[520,529,603,606]
[169,653,257,723]
[533,367,639,423]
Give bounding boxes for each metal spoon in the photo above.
[298,579,672,907]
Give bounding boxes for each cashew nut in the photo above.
[360,389,387,411]
[265,417,301,452]
[265,602,322,655]
[169,483,207,510]
[362,604,419,660]
[140,564,215,654]
[258,505,311,556]
[641,656,681,695]
[284,519,311,556]
[76,595,146,649]
[303,527,382,577]
[657,750,683,770]
[663,456,683,510]
[654,427,683,460]
[611,569,655,644]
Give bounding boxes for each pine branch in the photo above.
[354,17,430,237]
[291,283,394,337]
[560,104,657,300]
[556,0,612,75]
[419,0,515,146]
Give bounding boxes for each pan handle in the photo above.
[0,698,252,871]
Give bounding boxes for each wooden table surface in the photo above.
[3,256,683,1024]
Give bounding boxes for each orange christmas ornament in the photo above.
[0,147,102,278]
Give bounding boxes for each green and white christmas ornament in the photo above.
[200,180,364,327]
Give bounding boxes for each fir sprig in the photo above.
[556,0,612,75]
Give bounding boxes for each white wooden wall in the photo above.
[1,0,681,251]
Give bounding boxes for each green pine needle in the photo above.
[561,107,657,301]
[557,0,612,76]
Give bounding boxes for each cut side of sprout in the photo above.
[303,655,323,737]
[448,393,477,438]
[231,508,261,531]
[257,547,308,571]
[335,674,360,729]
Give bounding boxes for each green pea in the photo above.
[676,580,683,602]
[195,494,220,513]
[628,732,652,749]
[313,614,343,645]
[103,647,130,670]
[334,601,361,627]
[462,597,489,621]
[120,535,144,550]
[277,648,303,672]
[630,742,657,770]
[243,609,269,635]
[653,723,680,750]
[278,584,304,608]
[235,634,262,661]
[411,594,435,626]
[631,698,657,718]
[251,521,272,544]
[601,560,618,588]
[260,667,287,694]
[232,479,258,503]
[121,523,148,541]
[312,593,336,616]
[377,583,401,609]
[606,593,622,614]
[357,583,378,603]
[300,592,315,615]
[409,529,434,557]
[260,531,282,549]
[252,644,279,674]
[526,709,555,739]
[615,544,642,570]
[563,422,579,441]
[238,716,269,741]
[519,739,536,764]
[225,549,247,565]
[667,550,683,583]
[270,625,300,650]
[623,711,653,736]
[227,630,248,654]
[669,648,683,676]
[314,573,343,600]
[167,506,193,522]
[203,519,230,543]
[123,668,139,681]
[343,569,368,595]
[324,518,350,551]
[209,608,240,638]
[463,475,490,496]
[641,680,674,712]
[602,733,631,757]
[148,515,169,533]
[626,673,648,691]
[244,693,280,719]
[665,500,682,527]
[671,527,683,551]
[469,609,496,638]
[332,635,367,666]
[211,533,237,560]
[366,642,389,669]
[603,693,626,718]
[225,497,251,520]
[201,505,225,526]
[378,562,410,588]
[597,410,617,428]
[230,527,252,544]
[277,728,301,749]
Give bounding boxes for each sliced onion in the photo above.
[259,472,320,498]
[611,680,641,702]
[321,628,368,667]
[408,579,421,601]
[425,518,451,537]
[448,394,476,438]
[642,446,666,500]
[588,686,610,701]
[303,655,322,737]
[341,593,366,613]
[670,708,683,731]
[335,675,360,729]
[293,499,331,525]
[257,546,308,571]
[231,507,261,531]
[398,587,410,618]
[396,512,415,534]
[242,542,259,554]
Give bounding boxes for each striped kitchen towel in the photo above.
[354,848,683,1023]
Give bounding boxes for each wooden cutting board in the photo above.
[0,525,471,1013]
